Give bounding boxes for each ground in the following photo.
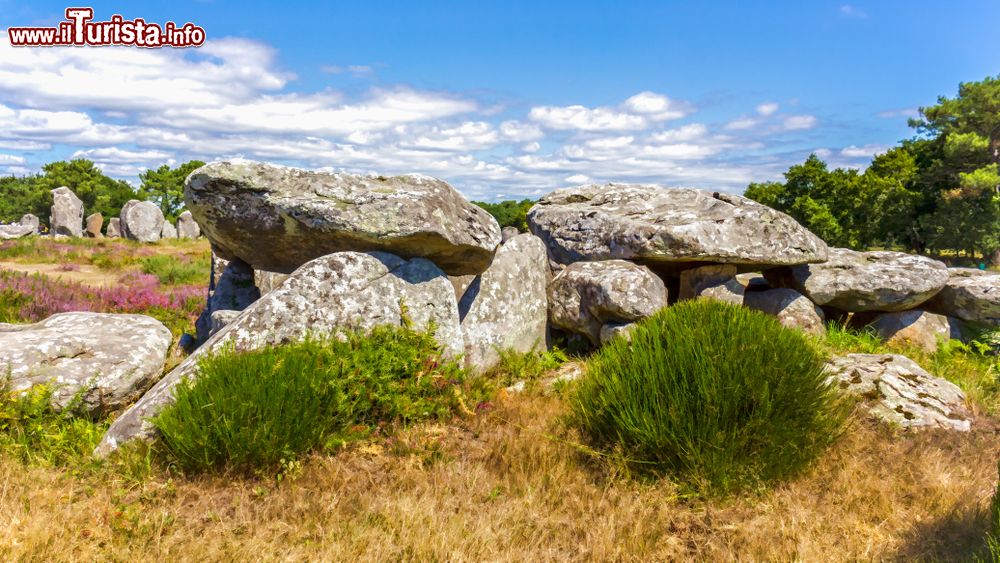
[0,237,998,561]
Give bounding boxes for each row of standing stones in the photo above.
[0,186,202,242]
[0,161,996,457]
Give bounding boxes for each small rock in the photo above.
[161,221,178,239]
[106,217,122,238]
[85,213,104,238]
[743,288,826,335]
[209,309,241,337]
[678,264,744,304]
[923,268,1000,327]
[599,322,636,344]
[176,210,201,239]
[869,310,963,352]
[501,226,520,243]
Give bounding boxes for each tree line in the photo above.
[0,159,204,225]
[745,75,1000,265]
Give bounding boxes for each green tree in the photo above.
[472,198,536,231]
[0,174,45,223]
[35,159,136,220]
[139,160,205,220]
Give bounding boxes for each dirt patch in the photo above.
[0,261,123,287]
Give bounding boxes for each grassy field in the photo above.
[0,237,998,561]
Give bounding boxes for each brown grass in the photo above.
[1,390,998,562]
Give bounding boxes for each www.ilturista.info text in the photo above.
[8,8,206,48]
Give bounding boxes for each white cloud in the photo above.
[839,4,868,18]
[499,120,544,141]
[521,142,541,153]
[0,153,26,165]
[783,115,817,130]
[622,91,690,120]
[756,102,779,116]
[529,104,647,131]
[401,121,499,151]
[814,148,833,158]
[648,123,708,143]
[877,107,919,119]
[321,64,375,76]
[725,117,758,130]
[565,174,590,183]
[840,144,888,158]
[71,147,173,164]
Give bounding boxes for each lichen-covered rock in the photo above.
[253,269,290,296]
[0,312,172,416]
[459,233,549,372]
[208,309,240,337]
[501,226,520,243]
[449,274,476,302]
[549,260,668,345]
[50,186,84,237]
[923,268,1000,327]
[824,353,971,431]
[106,217,121,238]
[0,222,34,240]
[766,248,949,313]
[176,210,201,239]
[678,264,744,304]
[184,160,501,275]
[743,288,826,335]
[96,251,463,455]
[85,213,103,238]
[527,184,828,269]
[194,258,260,343]
[868,310,962,352]
[19,214,39,233]
[120,200,164,243]
[599,322,635,344]
[161,220,177,239]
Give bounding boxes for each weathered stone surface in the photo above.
[678,264,745,304]
[19,214,39,233]
[176,210,201,239]
[549,259,668,345]
[869,310,962,352]
[599,322,635,344]
[161,220,177,239]
[106,217,121,238]
[501,226,520,243]
[923,268,1000,327]
[459,233,549,372]
[0,222,35,239]
[449,274,476,302]
[527,184,828,269]
[85,213,103,238]
[50,186,84,237]
[766,248,949,313]
[253,269,290,296]
[743,288,826,335]
[185,160,501,275]
[195,258,260,343]
[120,200,164,243]
[96,251,463,454]
[824,354,971,431]
[0,312,171,416]
[735,272,770,291]
[209,309,241,337]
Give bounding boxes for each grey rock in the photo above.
[50,186,84,237]
[735,272,770,291]
[766,248,949,313]
[449,274,476,303]
[527,184,828,269]
[599,322,636,344]
[19,214,39,232]
[0,222,35,240]
[501,226,520,243]
[549,260,668,345]
[678,264,745,305]
[208,309,241,337]
[106,217,121,238]
[120,200,164,243]
[161,221,178,239]
[459,233,549,372]
[96,251,463,455]
[195,258,260,343]
[184,160,501,275]
[923,268,1000,327]
[0,312,172,417]
[824,353,971,431]
[869,310,963,352]
[253,269,290,296]
[85,212,103,238]
[176,210,201,239]
[743,288,826,335]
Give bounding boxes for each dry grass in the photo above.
[1,389,998,562]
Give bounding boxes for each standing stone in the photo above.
[0,312,172,417]
[459,233,549,372]
[923,268,1000,327]
[549,260,668,345]
[120,200,165,243]
[195,258,260,343]
[743,288,826,335]
[19,214,39,233]
[869,310,963,352]
[501,226,520,243]
[766,248,949,313]
[678,264,745,305]
[50,186,84,237]
[96,251,463,455]
[85,213,104,238]
[161,220,178,239]
[176,210,201,239]
[106,217,122,238]
[184,160,501,275]
[527,184,828,270]
[824,354,971,431]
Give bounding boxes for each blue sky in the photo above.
[0,1,997,200]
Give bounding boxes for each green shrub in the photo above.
[153,326,489,474]
[485,347,568,387]
[573,300,848,496]
[140,254,207,286]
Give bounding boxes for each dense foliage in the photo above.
[573,300,848,496]
[153,326,488,473]
[472,198,535,231]
[746,75,1000,264]
[138,160,205,220]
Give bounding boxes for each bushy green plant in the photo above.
[140,254,208,286]
[573,300,848,496]
[153,326,490,473]
[485,347,568,386]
